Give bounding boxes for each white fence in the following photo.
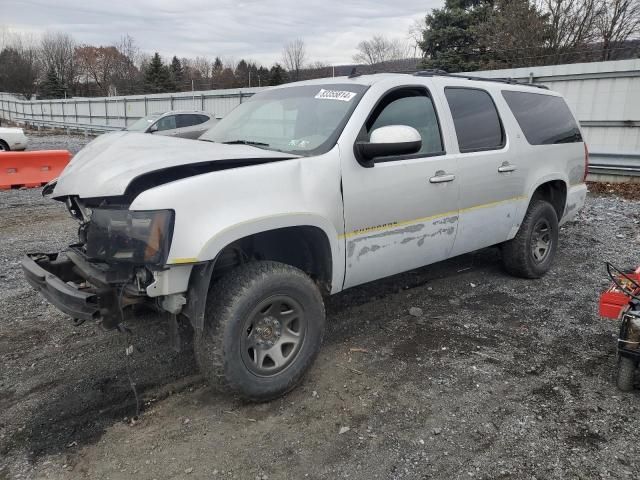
[0,87,264,130]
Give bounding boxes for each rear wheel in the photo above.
[617,356,636,392]
[0,140,9,151]
[502,200,559,279]
[194,261,325,401]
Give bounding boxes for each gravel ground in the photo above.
[24,131,93,154]
[1,134,640,479]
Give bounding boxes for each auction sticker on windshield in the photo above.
[315,89,357,102]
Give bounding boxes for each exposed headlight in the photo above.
[86,209,174,265]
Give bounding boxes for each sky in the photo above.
[2,0,443,66]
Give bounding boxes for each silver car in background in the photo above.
[126,111,218,139]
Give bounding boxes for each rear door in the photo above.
[442,85,527,257]
[340,84,460,289]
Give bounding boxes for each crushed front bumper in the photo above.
[22,250,133,324]
[23,252,100,321]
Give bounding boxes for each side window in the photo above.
[155,115,176,131]
[366,88,444,156]
[502,90,582,145]
[197,114,210,123]
[176,114,204,128]
[445,88,504,152]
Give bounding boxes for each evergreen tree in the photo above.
[170,55,184,89]
[143,52,174,93]
[257,66,270,86]
[235,59,249,87]
[39,67,65,99]
[420,0,495,72]
[269,63,287,86]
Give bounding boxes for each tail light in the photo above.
[583,143,589,182]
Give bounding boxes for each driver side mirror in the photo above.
[148,124,158,133]
[355,125,422,167]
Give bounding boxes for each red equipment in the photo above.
[599,264,640,320]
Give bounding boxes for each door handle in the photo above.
[498,162,516,173]
[429,170,456,183]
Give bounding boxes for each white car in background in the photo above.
[0,127,28,151]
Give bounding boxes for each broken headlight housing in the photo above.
[85,209,174,265]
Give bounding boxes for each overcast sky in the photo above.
[2,0,443,65]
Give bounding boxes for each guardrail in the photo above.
[13,118,122,136]
[588,151,640,182]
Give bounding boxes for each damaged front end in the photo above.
[22,197,176,330]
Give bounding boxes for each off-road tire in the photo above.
[617,356,636,392]
[194,261,325,401]
[502,200,559,279]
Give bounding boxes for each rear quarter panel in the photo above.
[496,86,586,234]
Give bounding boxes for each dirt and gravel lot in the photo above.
[1,134,640,480]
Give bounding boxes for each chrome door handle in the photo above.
[429,170,456,183]
[498,162,516,173]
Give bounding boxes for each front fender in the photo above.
[129,149,345,293]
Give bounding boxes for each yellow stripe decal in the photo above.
[339,195,527,240]
[169,257,199,264]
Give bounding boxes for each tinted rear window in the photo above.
[502,91,582,144]
[445,87,505,152]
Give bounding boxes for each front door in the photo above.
[340,86,460,289]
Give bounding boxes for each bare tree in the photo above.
[408,18,426,59]
[595,0,640,60]
[40,32,77,95]
[76,45,127,96]
[353,35,411,65]
[540,0,600,60]
[282,38,306,81]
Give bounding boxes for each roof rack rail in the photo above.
[413,70,548,90]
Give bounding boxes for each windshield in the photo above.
[126,114,161,132]
[199,83,367,156]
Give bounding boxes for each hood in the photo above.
[53,132,296,199]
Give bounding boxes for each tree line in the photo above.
[0,0,638,99]
[0,31,328,99]
[420,0,640,72]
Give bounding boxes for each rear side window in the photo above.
[197,114,210,123]
[445,87,505,152]
[176,114,206,128]
[502,90,582,144]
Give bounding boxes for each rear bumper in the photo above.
[9,135,28,150]
[560,183,588,225]
[22,253,100,321]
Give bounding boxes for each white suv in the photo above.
[23,72,588,400]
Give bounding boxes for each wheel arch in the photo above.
[527,177,568,221]
[183,221,339,331]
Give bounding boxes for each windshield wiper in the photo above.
[222,139,270,147]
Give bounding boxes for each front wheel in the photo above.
[194,261,325,401]
[501,200,559,279]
